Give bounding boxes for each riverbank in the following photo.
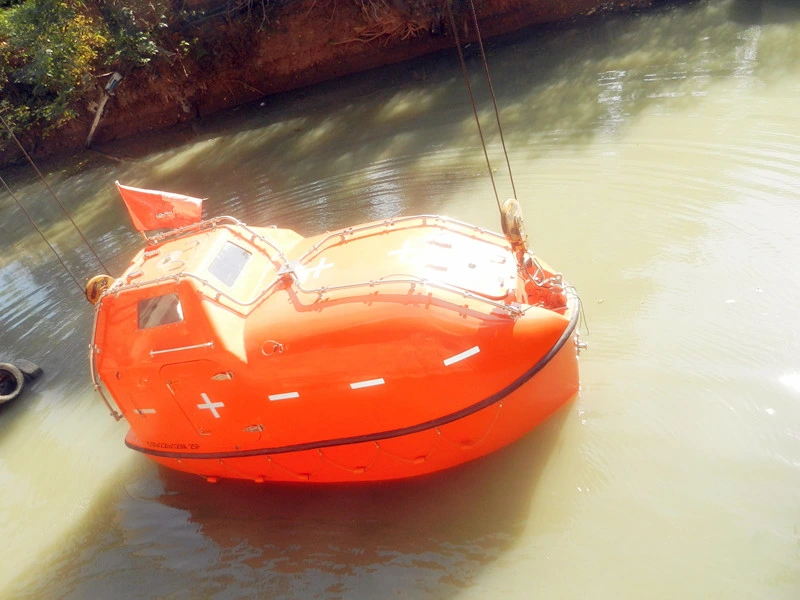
[1,0,668,166]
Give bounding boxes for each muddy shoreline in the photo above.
[1,0,669,166]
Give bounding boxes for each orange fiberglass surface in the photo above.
[88,186,582,483]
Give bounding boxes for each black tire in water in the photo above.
[13,358,43,381]
[0,362,25,404]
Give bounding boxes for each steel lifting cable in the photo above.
[444,0,518,210]
[0,112,110,275]
[465,0,517,201]
[0,174,85,292]
[444,0,502,214]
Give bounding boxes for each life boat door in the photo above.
[160,359,258,445]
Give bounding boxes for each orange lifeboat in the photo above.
[89,185,582,483]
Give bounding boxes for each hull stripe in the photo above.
[127,291,580,460]
[444,345,480,366]
[268,392,300,401]
[350,378,385,389]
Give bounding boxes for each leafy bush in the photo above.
[0,0,108,132]
[0,0,178,137]
[0,0,277,141]
[92,0,167,66]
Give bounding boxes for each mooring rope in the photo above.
[0,112,110,275]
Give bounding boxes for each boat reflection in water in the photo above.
[140,406,572,595]
[87,183,581,483]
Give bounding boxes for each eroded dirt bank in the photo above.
[4,0,666,165]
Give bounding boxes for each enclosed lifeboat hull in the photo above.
[91,215,581,483]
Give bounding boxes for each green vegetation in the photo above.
[0,0,274,140]
[0,0,438,150]
[1,0,109,132]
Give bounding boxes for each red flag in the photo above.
[115,181,204,232]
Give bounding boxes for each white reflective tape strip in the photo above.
[425,263,448,272]
[268,392,300,401]
[350,378,385,389]
[444,345,481,366]
[135,408,156,415]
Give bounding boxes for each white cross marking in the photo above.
[197,392,224,418]
[388,241,418,262]
[305,256,334,280]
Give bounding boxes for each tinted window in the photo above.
[208,242,252,287]
[138,294,183,329]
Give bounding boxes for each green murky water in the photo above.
[1,1,799,597]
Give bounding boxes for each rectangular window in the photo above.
[208,241,252,287]
[138,294,183,329]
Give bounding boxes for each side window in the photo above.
[208,241,252,287]
[138,294,183,329]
